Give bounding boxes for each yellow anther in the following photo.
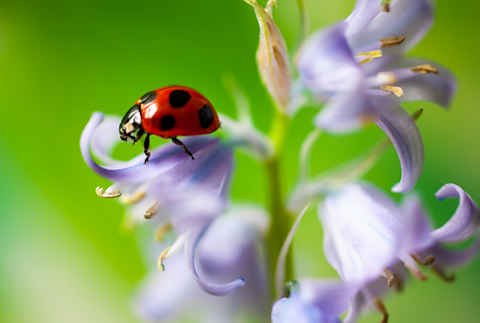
[412,109,424,121]
[144,201,161,219]
[358,50,383,65]
[381,85,404,97]
[383,268,395,288]
[411,64,439,74]
[380,36,406,48]
[95,186,121,198]
[411,254,436,266]
[383,2,390,12]
[155,222,172,241]
[120,190,146,205]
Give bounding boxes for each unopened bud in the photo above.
[244,0,291,111]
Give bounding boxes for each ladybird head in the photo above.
[119,104,143,142]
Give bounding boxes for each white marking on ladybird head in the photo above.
[125,123,135,134]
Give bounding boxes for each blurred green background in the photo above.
[0,0,479,322]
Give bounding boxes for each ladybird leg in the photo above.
[171,137,195,160]
[134,129,145,145]
[143,134,151,164]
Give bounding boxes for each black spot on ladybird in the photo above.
[160,115,175,130]
[169,90,191,108]
[198,104,214,129]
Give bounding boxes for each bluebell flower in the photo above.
[317,182,480,322]
[296,0,456,192]
[135,205,271,322]
[80,112,245,296]
[271,279,369,323]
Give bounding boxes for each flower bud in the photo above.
[244,0,291,112]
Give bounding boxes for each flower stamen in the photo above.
[376,72,397,85]
[157,234,187,271]
[380,36,406,48]
[431,265,455,283]
[358,50,383,65]
[410,64,439,74]
[381,85,404,97]
[405,263,428,281]
[374,298,389,323]
[95,186,121,198]
[412,108,423,121]
[144,201,161,219]
[394,272,404,292]
[155,222,172,241]
[411,254,436,266]
[383,267,395,288]
[120,190,146,205]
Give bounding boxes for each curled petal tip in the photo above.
[186,224,245,296]
[95,186,121,198]
[432,184,480,243]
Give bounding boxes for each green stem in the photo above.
[265,111,292,301]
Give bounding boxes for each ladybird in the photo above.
[119,86,220,163]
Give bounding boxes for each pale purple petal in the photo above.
[349,0,434,54]
[384,56,456,107]
[89,115,125,166]
[431,184,480,243]
[314,79,369,132]
[80,112,218,185]
[148,144,234,233]
[298,24,359,96]
[397,195,435,254]
[197,205,270,320]
[320,183,401,284]
[298,24,369,132]
[372,96,424,192]
[163,191,227,235]
[272,291,338,323]
[300,279,358,317]
[425,239,480,268]
[134,254,198,321]
[343,0,383,37]
[185,224,245,296]
[147,139,234,199]
[343,292,366,323]
[199,206,268,273]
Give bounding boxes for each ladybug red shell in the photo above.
[119,86,221,163]
[138,86,220,138]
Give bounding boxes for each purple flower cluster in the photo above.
[80,0,478,322]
